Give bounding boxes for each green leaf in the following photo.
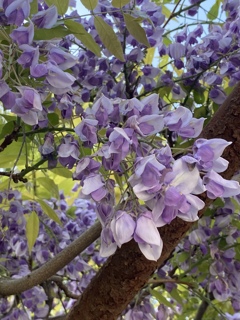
[112,0,130,7]
[163,35,172,46]
[177,252,190,263]
[47,113,59,126]
[194,106,207,118]
[80,0,98,10]
[114,173,123,189]
[45,0,69,15]
[144,47,155,65]
[34,25,69,40]
[123,14,150,47]
[207,0,220,20]
[38,177,59,199]
[65,20,101,56]
[25,211,39,253]
[52,167,73,178]
[162,4,175,19]
[0,141,26,167]
[30,0,38,14]
[150,289,173,308]
[37,198,62,225]
[170,288,184,305]
[0,121,15,140]
[94,16,125,62]
[193,89,206,104]
[66,206,77,218]
[0,114,17,122]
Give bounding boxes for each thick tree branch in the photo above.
[67,82,240,319]
[0,221,101,296]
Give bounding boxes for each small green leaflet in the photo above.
[34,26,69,40]
[52,167,73,178]
[30,0,38,14]
[123,13,150,47]
[47,113,59,126]
[45,0,69,15]
[37,198,62,225]
[38,177,59,199]
[0,121,15,140]
[94,16,125,62]
[80,0,98,10]
[112,0,130,8]
[150,289,174,309]
[65,20,101,57]
[207,0,221,20]
[25,211,39,253]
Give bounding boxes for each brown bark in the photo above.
[67,83,240,320]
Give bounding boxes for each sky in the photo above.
[74,0,226,33]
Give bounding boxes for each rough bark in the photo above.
[67,83,240,320]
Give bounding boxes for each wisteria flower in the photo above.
[46,61,76,94]
[110,211,135,247]
[32,5,58,29]
[73,157,101,180]
[109,127,133,160]
[150,157,205,226]
[4,0,30,26]
[99,227,117,257]
[203,171,240,199]
[10,21,34,45]
[81,173,106,201]
[193,138,231,172]
[48,46,78,70]
[129,154,165,201]
[58,134,80,169]
[126,114,164,136]
[87,94,114,128]
[17,44,39,69]
[134,211,163,261]
[11,86,42,125]
[164,106,205,138]
[75,118,98,147]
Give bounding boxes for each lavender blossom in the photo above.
[32,5,58,29]
[11,86,42,125]
[58,134,80,169]
[134,211,163,261]
[10,21,34,45]
[75,118,98,147]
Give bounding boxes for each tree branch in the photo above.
[0,124,21,152]
[0,159,47,183]
[66,82,240,319]
[0,221,101,296]
[49,276,79,299]
[194,292,214,320]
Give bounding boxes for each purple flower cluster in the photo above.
[62,93,239,261]
[0,190,103,319]
[0,0,240,318]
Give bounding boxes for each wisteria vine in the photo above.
[0,0,240,318]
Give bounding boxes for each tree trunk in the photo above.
[67,83,240,320]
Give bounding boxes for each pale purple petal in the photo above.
[100,228,117,257]
[81,174,104,195]
[204,171,240,199]
[111,211,135,246]
[165,158,200,194]
[134,212,161,246]
[138,241,163,261]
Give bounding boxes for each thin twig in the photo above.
[49,276,80,299]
